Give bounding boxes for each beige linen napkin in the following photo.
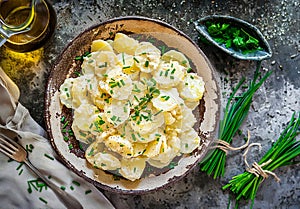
[0,67,115,209]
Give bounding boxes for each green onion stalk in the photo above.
[199,62,272,179]
[223,112,300,209]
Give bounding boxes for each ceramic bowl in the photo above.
[45,16,220,194]
[194,15,272,61]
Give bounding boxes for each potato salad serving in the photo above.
[59,33,205,181]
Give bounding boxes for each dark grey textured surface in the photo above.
[0,0,299,208]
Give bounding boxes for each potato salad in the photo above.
[59,33,205,181]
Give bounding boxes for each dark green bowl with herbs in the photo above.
[194,15,272,61]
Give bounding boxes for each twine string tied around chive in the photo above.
[243,143,280,182]
[211,130,251,155]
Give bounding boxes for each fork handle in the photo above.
[24,159,84,209]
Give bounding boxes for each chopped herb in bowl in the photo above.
[194,15,272,61]
[205,21,263,55]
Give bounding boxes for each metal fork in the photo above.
[0,136,83,209]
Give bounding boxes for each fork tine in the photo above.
[0,136,18,152]
[0,144,14,158]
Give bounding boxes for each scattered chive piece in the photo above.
[120,79,125,86]
[7,158,14,162]
[187,68,192,73]
[145,60,149,67]
[18,169,23,175]
[154,109,163,116]
[60,186,66,190]
[16,163,24,170]
[62,121,69,129]
[85,189,92,195]
[44,154,54,161]
[74,71,81,76]
[122,66,131,69]
[169,162,178,169]
[161,45,166,55]
[122,53,125,65]
[72,180,80,187]
[133,57,140,63]
[61,116,66,123]
[39,197,48,204]
[63,136,69,142]
[68,144,73,150]
[113,175,121,181]
[131,133,137,141]
[70,185,74,191]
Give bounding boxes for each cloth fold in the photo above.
[0,67,115,209]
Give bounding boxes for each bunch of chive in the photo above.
[199,62,272,178]
[223,112,300,209]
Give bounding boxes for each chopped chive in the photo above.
[60,186,66,190]
[145,60,149,67]
[85,189,92,195]
[70,185,74,191]
[169,161,178,169]
[181,60,187,65]
[122,52,125,65]
[75,56,82,61]
[170,76,174,79]
[74,71,81,76]
[159,71,163,76]
[171,68,176,74]
[72,180,80,186]
[111,115,117,121]
[61,116,66,123]
[62,121,69,129]
[187,68,192,73]
[133,57,140,63]
[44,154,54,161]
[88,148,94,156]
[122,66,131,69]
[16,163,24,170]
[164,69,169,77]
[154,109,163,116]
[63,136,69,142]
[161,45,166,55]
[18,169,23,175]
[120,79,125,86]
[99,62,107,68]
[39,197,47,204]
[68,144,73,150]
[134,95,139,102]
[131,133,137,141]
[113,175,121,181]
